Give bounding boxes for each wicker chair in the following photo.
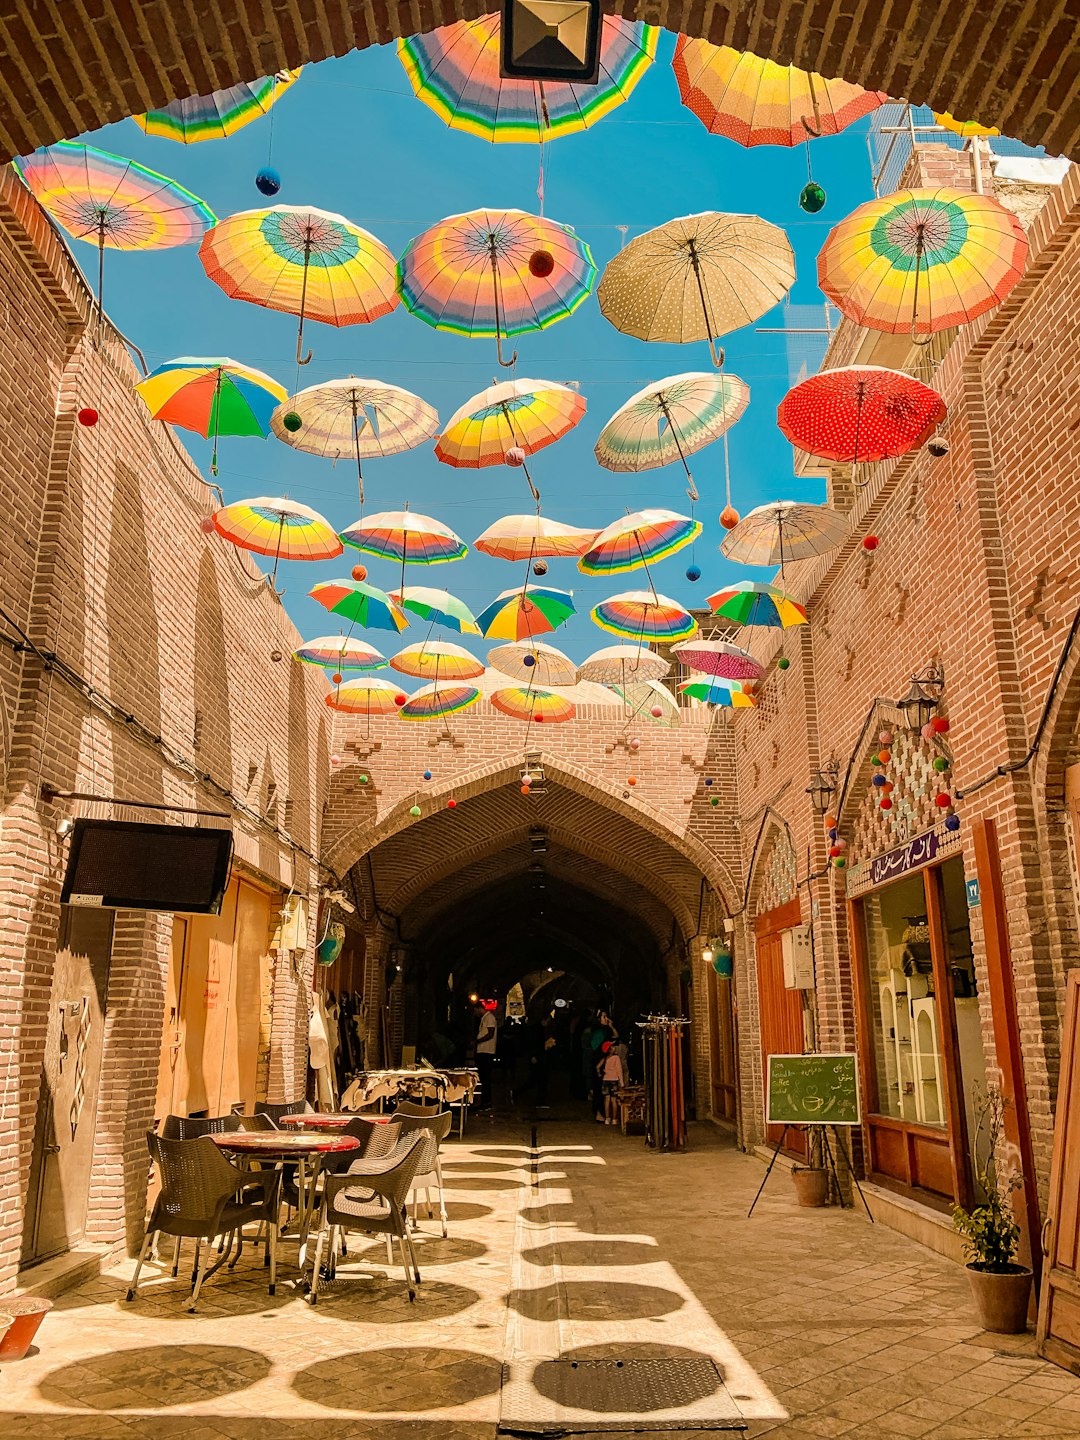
[281,1117,402,1212]
[254,1100,312,1126]
[308,1132,436,1304]
[393,1110,453,1237]
[160,1113,243,1140]
[128,1133,281,1312]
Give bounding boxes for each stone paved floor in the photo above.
[3,1119,1079,1438]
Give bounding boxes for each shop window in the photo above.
[939,857,989,1185]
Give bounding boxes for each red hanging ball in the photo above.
[331,672,343,685]
[394,693,407,706]
[447,798,457,809]
[351,564,368,582]
[932,716,950,734]
[199,516,216,534]
[935,792,952,808]
[863,535,879,551]
[627,776,637,786]
[528,249,555,278]
[880,798,893,810]
[534,714,543,723]
[77,406,99,427]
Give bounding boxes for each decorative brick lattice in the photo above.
[757,828,798,914]
[850,727,951,858]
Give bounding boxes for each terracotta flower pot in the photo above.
[966,1263,1033,1334]
[791,1166,829,1207]
[0,1314,13,1350]
[0,1296,53,1360]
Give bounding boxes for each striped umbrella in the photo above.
[134,70,302,142]
[211,496,341,584]
[399,681,481,720]
[488,641,577,686]
[340,510,467,566]
[389,587,481,636]
[491,685,576,723]
[390,641,485,679]
[294,637,387,670]
[308,579,409,632]
[135,357,286,476]
[591,591,697,642]
[199,205,399,364]
[325,676,405,714]
[578,644,670,685]
[579,509,701,576]
[706,580,807,629]
[477,585,576,640]
[679,676,758,708]
[671,638,762,682]
[475,513,598,561]
[436,378,585,502]
[398,14,657,143]
[720,501,847,569]
[398,208,596,367]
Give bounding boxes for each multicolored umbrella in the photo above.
[134,357,286,475]
[591,591,697,642]
[271,377,439,504]
[594,371,749,496]
[477,585,576,640]
[399,680,481,720]
[679,676,757,708]
[436,377,585,468]
[597,212,794,367]
[340,510,468,566]
[398,14,657,143]
[706,580,807,629]
[778,365,947,468]
[389,586,481,635]
[933,112,1000,138]
[398,208,596,366]
[15,142,215,317]
[720,500,848,569]
[133,70,302,143]
[199,205,399,363]
[211,496,341,583]
[673,40,886,148]
[390,641,485,679]
[818,187,1028,342]
[294,636,387,669]
[488,641,577,686]
[475,513,598,561]
[325,676,404,714]
[491,685,576,723]
[309,579,409,632]
[579,509,701,576]
[671,638,762,682]
[578,644,669,685]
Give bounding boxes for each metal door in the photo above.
[1037,969,1080,1373]
[21,906,114,1265]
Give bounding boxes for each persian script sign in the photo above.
[868,829,940,888]
[766,1053,861,1127]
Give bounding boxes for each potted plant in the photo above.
[791,1129,830,1207]
[952,1085,1032,1334]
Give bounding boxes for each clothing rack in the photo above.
[638,1015,689,1151]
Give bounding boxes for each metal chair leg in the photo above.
[126,1229,155,1301]
[171,1235,182,1278]
[190,1238,202,1286]
[189,1242,211,1312]
[308,1223,327,1306]
[268,1223,277,1297]
[397,1230,416,1301]
[435,1154,448,1238]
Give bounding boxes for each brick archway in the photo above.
[2,2,1078,161]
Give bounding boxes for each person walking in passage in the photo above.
[599,1040,625,1126]
[475,1001,498,1113]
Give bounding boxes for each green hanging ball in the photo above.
[933,756,950,772]
[283,411,303,432]
[358,774,369,785]
[409,804,422,818]
[777,656,790,670]
[800,181,827,214]
[709,795,720,807]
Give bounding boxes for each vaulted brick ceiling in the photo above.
[1,1,1078,160]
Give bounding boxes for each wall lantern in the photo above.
[501,0,602,83]
[806,760,840,815]
[702,944,714,965]
[896,664,945,733]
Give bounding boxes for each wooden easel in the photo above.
[747,1123,874,1220]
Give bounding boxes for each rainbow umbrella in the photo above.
[436,378,586,505]
[271,377,439,504]
[707,580,807,629]
[934,112,1000,138]
[679,676,757,708]
[294,636,387,670]
[579,509,701,576]
[326,676,404,714]
[673,40,886,148]
[390,641,485,680]
[340,510,467,566]
[671,638,762,682]
[15,141,214,318]
[778,365,947,469]
[309,579,409,632]
[398,14,656,143]
[400,681,481,720]
[211,497,341,584]
[591,591,697,642]
[491,685,576,723]
[477,585,576,640]
[398,208,596,366]
[475,513,598,561]
[818,187,1027,343]
[720,501,847,569]
[134,357,286,475]
[578,644,669,685]
[199,205,399,364]
[134,70,302,143]
[488,641,577,686]
[390,586,481,636]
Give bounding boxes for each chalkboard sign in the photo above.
[766,1053,861,1126]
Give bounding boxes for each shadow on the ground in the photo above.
[303,1277,482,1320]
[507,1280,685,1321]
[37,1342,271,1409]
[350,1235,488,1266]
[292,1345,501,1412]
[521,1239,661,1267]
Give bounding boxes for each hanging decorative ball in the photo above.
[650,704,663,718]
[520,785,531,795]
[255,166,281,197]
[532,559,548,577]
[921,722,936,741]
[409,804,422,818]
[880,798,893,810]
[835,838,847,852]
[935,792,952,808]
[627,776,637,786]
[880,780,894,794]
[534,714,543,723]
[423,769,432,780]
[713,950,733,977]
[528,248,555,278]
[777,656,790,670]
[506,445,527,466]
[704,776,712,786]
[932,716,951,734]
[447,798,457,809]
[799,181,827,213]
[829,844,841,858]
[872,756,884,768]
[709,795,720,807]
[330,753,342,766]
[945,814,961,832]
[824,814,837,830]
[685,564,701,582]
[877,749,892,765]
[630,738,642,751]
[719,504,741,530]
[521,776,531,788]
[872,773,887,787]
[833,856,847,869]
[199,515,216,534]
[828,827,838,843]
[77,406,99,427]
[933,756,950,773]
[862,535,879,551]
[394,693,407,706]
[282,410,303,433]
[523,654,536,668]
[879,729,894,745]
[270,648,283,662]
[927,436,950,458]
[331,673,346,689]
[358,774,369,785]
[351,564,368,582]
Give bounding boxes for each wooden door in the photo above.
[1038,969,1080,1373]
[155,916,188,1124]
[708,971,737,1121]
[22,906,115,1264]
[756,899,808,1159]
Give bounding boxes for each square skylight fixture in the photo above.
[500,0,602,84]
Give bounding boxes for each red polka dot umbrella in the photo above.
[778,365,946,474]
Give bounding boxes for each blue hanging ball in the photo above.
[523,654,536,667]
[704,777,713,787]
[256,167,281,197]
[685,564,701,582]
[945,814,961,832]
[828,827,838,842]
[423,770,432,781]
[872,773,887,787]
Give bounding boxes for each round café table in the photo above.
[211,1131,360,1253]
[279,1112,390,1128]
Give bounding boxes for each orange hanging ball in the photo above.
[199,515,216,534]
[720,504,741,530]
[529,249,555,278]
[331,672,343,685]
[351,564,368,582]
[627,776,637,786]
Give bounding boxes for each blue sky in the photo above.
[79,29,875,663]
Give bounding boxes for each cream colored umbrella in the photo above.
[597,212,795,367]
[488,640,577,686]
[720,500,847,569]
[578,643,669,685]
[389,640,485,679]
[474,513,599,561]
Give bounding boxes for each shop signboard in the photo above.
[766,1052,861,1126]
[845,821,961,899]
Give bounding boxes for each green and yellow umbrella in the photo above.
[135,357,286,475]
[308,579,409,632]
[134,70,302,143]
[477,585,576,640]
[399,680,481,720]
[211,496,341,584]
[707,580,807,629]
[390,586,481,636]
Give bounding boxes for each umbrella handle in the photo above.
[497,333,518,369]
[802,73,824,137]
[297,247,314,365]
[707,336,725,370]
